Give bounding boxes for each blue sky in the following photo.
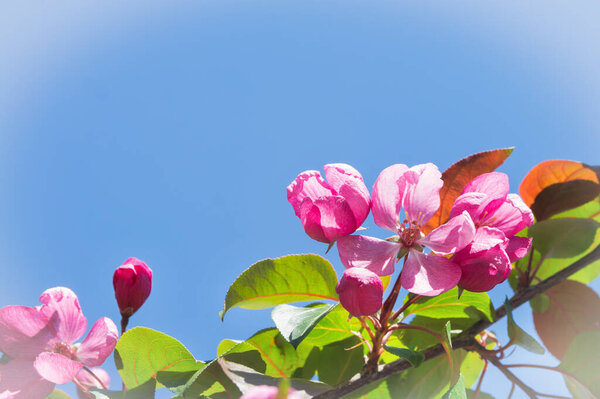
[1,1,599,397]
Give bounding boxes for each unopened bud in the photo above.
[113,257,152,317]
[336,268,383,317]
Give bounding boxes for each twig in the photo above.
[313,243,600,399]
[486,356,537,399]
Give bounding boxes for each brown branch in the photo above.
[486,356,538,399]
[313,244,600,399]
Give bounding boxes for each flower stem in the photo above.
[120,315,130,335]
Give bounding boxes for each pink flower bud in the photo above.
[113,257,152,317]
[336,268,383,317]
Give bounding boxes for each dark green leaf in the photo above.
[317,336,364,386]
[442,374,466,399]
[559,331,600,398]
[466,389,495,399]
[530,293,549,314]
[272,303,338,348]
[221,254,339,320]
[383,345,425,367]
[529,218,599,259]
[530,180,600,221]
[89,379,156,399]
[505,299,545,354]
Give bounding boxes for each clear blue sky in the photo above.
[1,1,599,397]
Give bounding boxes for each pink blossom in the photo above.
[240,385,303,399]
[287,164,371,243]
[76,367,110,399]
[449,172,533,292]
[0,287,118,397]
[113,257,153,317]
[336,268,383,317]
[337,164,476,296]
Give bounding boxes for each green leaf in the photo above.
[442,374,466,399]
[529,218,599,259]
[383,345,425,367]
[530,293,550,314]
[272,303,338,348]
[45,390,71,399]
[559,331,600,398]
[317,336,365,386]
[114,327,203,389]
[221,254,339,320]
[399,316,480,351]
[89,379,157,399]
[530,180,600,221]
[466,390,495,399]
[404,288,494,322]
[302,306,358,347]
[504,299,545,354]
[460,351,486,389]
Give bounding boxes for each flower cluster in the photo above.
[288,163,533,316]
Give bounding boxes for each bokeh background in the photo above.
[1,1,599,397]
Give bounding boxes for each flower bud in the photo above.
[336,268,383,317]
[113,257,152,317]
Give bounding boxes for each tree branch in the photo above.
[313,244,600,399]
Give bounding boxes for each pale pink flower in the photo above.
[336,268,383,317]
[337,164,476,296]
[449,172,534,292]
[0,287,118,397]
[240,385,303,399]
[287,164,371,243]
[113,257,153,317]
[76,367,110,399]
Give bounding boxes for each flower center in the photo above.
[399,219,421,247]
[52,342,76,359]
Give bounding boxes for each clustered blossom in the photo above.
[0,287,118,398]
[288,163,533,316]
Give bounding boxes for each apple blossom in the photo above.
[76,367,110,399]
[287,163,371,243]
[113,257,153,318]
[240,385,303,399]
[336,268,383,317]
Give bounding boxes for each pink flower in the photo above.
[287,164,371,243]
[76,367,110,399]
[336,268,383,317]
[337,164,476,296]
[113,257,153,317]
[240,385,303,399]
[449,172,534,292]
[0,287,118,397]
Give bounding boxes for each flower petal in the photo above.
[76,318,118,367]
[469,227,507,253]
[505,236,532,262]
[462,172,510,198]
[372,164,408,231]
[0,306,54,358]
[0,358,55,399]
[34,352,83,385]
[398,163,443,226]
[76,367,110,390]
[324,163,371,226]
[449,192,486,220]
[287,171,335,217]
[39,287,87,345]
[401,251,461,296]
[337,235,400,276]
[455,245,511,292]
[489,194,534,237]
[419,211,476,255]
[311,196,357,242]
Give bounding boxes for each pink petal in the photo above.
[287,171,335,217]
[34,352,83,384]
[0,306,54,359]
[505,236,532,262]
[76,367,110,390]
[462,172,510,198]
[449,192,486,220]
[337,235,400,276]
[39,287,87,345]
[372,164,409,232]
[401,251,461,296]
[488,194,534,237]
[324,163,371,226]
[455,246,511,292]
[312,197,358,242]
[298,200,328,243]
[398,163,443,226]
[0,358,55,399]
[419,211,476,255]
[76,318,118,367]
[469,227,507,253]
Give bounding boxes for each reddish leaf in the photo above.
[423,148,513,234]
[533,280,600,360]
[519,160,599,207]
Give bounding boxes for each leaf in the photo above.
[442,374,466,399]
[89,379,157,399]
[559,331,600,398]
[399,316,482,350]
[466,390,495,399]
[529,293,549,314]
[220,254,339,320]
[316,336,365,386]
[45,390,71,399]
[176,358,242,398]
[533,281,600,359]
[114,327,203,389]
[272,304,338,348]
[423,148,513,233]
[404,288,494,322]
[519,160,599,207]
[529,218,599,259]
[301,306,358,348]
[460,351,486,389]
[383,345,425,367]
[530,180,600,221]
[217,359,330,398]
[504,299,545,354]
